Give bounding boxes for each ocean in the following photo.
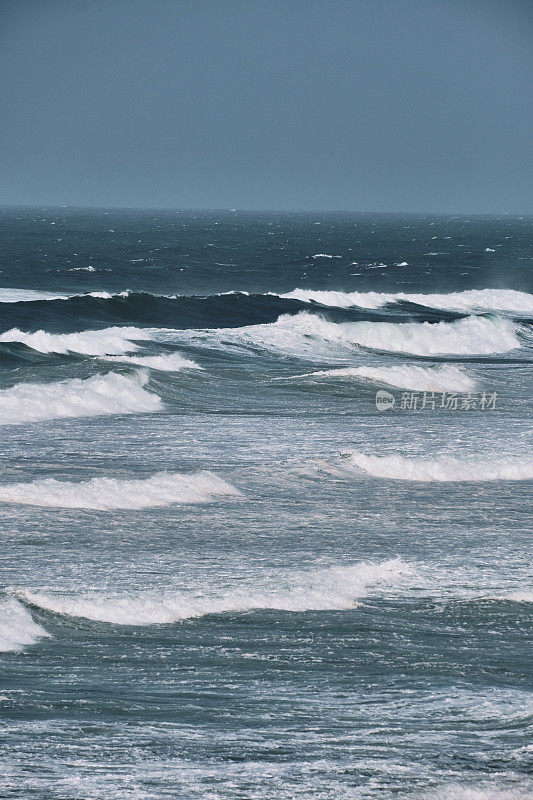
[0,208,531,799]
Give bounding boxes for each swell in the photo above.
[0,370,161,425]
[0,288,530,336]
[159,312,523,360]
[0,291,464,334]
[14,558,413,624]
[13,556,531,630]
[0,312,523,378]
[0,292,313,334]
[10,556,531,640]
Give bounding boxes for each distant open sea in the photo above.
[0,208,531,800]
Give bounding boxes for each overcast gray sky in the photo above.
[1,0,532,212]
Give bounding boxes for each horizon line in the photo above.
[1,203,532,217]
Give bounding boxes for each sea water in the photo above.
[0,209,531,799]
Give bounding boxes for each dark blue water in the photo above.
[0,209,531,799]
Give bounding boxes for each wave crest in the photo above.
[0,288,68,303]
[99,352,202,371]
[287,365,477,392]
[280,288,393,309]
[191,312,521,358]
[280,288,533,315]
[0,470,241,510]
[339,451,533,482]
[0,371,161,425]
[0,326,152,355]
[14,558,413,624]
[0,598,50,652]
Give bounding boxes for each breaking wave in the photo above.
[0,371,161,425]
[287,364,477,392]
[292,313,520,356]
[99,352,202,371]
[0,470,241,510]
[0,598,49,652]
[1,289,531,340]
[500,591,533,603]
[15,559,413,624]
[168,312,521,360]
[0,326,152,355]
[339,451,533,482]
[399,288,533,315]
[7,285,531,315]
[12,314,519,362]
[0,287,68,303]
[280,287,533,315]
[280,288,394,309]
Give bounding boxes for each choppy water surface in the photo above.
[0,209,531,799]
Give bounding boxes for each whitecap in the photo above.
[280,288,392,309]
[0,470,240,510]
[152,312,521,360]
[339,451,533,482]
[279,287,533,315]
[0,598,50,652]
[14,558,413,624]
[285,365,476,392]
[0,288,69,303]
[0,325,152,355]
[421,784,532,800]
[0,371,161,425]
[99,352,202,371]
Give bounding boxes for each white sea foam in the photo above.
[3,286,532,315]
[100,352,202,371]
[0,287,68,303]
[256,313,517,356]
[288,364,477,392]
[154,312,521,360]
[0,371,161,425]
[303,313,520,355]
[311,253,342,259]
[500,590,533,603]
[422,785,531,800]
[339,451,533,482]
[281,288,392,309]
[279,287,533,315]
[398,288,533,315]
[84,290,130,299]
[15,559,413,624]
[0,598,50,652]
[0,326,152,355]
[0,470,240,510]
[0,287,131,302]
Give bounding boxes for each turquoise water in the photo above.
[0,209,531,799]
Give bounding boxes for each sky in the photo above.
[1,0,532,213]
